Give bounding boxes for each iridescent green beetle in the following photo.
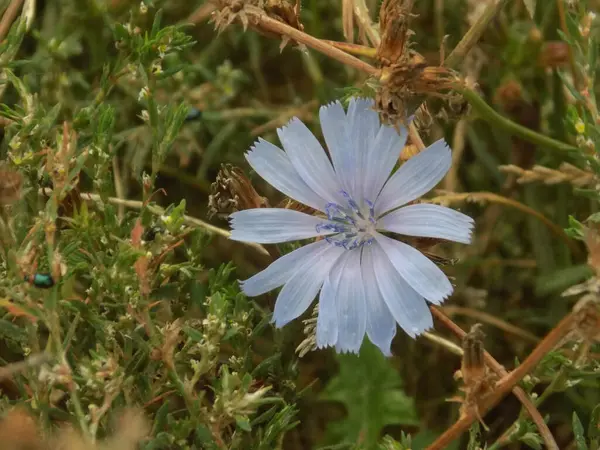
[24,273,55,289]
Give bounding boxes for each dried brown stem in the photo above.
[320,39,378,59]
[441,306,540,344]
[253,13,379,76]
[428,307,574,450]
[0,0,24,42]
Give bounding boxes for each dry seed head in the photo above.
[376,62,460,126]
[265,0,303,32]
[461,323,486,384]
[377,0,415,66]
[210,0,304,48]
[208,164,268,219]
[450,323,495,429]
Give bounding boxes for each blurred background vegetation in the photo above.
[0,0,600,449]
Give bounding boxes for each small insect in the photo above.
[422,251,458,266]
[143,225,164,242]
[185,107,202,122]
[23,273,55,289]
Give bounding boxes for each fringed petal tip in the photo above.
[319,100,343,112]
[279,116,301,133]
[334,344,361,355]
[347,96,375,109]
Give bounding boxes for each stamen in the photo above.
[316,193,378,250]
[365,199,376,224]
[341,190,365,219]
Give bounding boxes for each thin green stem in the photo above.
[460,87,580,153]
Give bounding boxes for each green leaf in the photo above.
[534,264,593,296]
[573,412,589,450]
[467,422,482,450]
[236,415,252,432]
[321,340,418,449]
[0,318,28,343]
[151,9,164,38]
[589,404,600,439]
[519,431,543,449]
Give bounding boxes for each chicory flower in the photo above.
[229,97,474,355]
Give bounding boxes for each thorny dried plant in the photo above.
[210,0,304,49]
[374,0,462,126]
[208,164,269,219]
[376,0,415,67]
[448,324,496,430]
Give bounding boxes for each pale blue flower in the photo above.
[229,97,474,355]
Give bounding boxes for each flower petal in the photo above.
[229,208,336,244]
[378,204,474,244]
[319,101,353,195]
[334,249,367,353]
[241,240,331,297]
[372,232,452,304]
[245,138,326,211]
[361,246,397,355]
[316,254,346,348]
[370,243,433,337]
[375,139,452,216]
[345,98,380,201]
[363,122,408,202]
[277,118,344,203]
[273,245,345,327]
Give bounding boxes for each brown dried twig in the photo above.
[0,0,24,42]
[203,0,379,75]
[428,307,573,450]
[430,307,564,450]
[442,306,540,344]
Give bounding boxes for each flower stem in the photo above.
[459,86,580,153]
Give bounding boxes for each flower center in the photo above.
[316,191,377,250]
